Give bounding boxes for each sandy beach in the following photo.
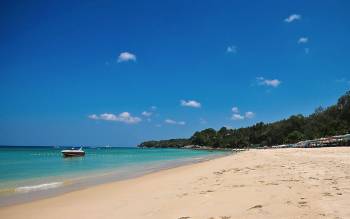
[1,147,350,219]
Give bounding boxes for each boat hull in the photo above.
[61,151,85,157]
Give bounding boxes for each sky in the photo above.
[0,0,350,146]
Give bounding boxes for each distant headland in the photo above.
[139,91,350,149]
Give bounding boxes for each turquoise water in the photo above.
[0,146,226,200]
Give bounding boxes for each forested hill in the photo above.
[138,91,350,149]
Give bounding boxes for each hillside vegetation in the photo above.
[139,91,350,148]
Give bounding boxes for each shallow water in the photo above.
[0,146,227,206]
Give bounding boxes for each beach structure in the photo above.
[294,134,350,148]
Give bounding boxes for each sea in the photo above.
[0,146,228,206]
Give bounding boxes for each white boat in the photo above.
[61,147,85,157]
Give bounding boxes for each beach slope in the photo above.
[1,147,350,219]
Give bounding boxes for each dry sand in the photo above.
[1,147,350,219]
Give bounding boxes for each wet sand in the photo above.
[1,147,350,219]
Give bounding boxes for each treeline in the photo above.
[138,139,190,148]
[139,91,350,149]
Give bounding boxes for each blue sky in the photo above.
[0,0,350,146]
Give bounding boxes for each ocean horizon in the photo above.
[0,146,227,206]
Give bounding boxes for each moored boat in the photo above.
[61,147,85,157]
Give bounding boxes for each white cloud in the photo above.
[88,112,141,124]
[99,113,117,121]
[256,77,281,88]
[226,46,237,54]
[117,52,136,63]
[180,100,201,108]
[245,111,255,119]
[142,111,152,117]
[231,107,239,113]
[231,114,244,120]
[284,14,301,23]
[298,37,308,44]
[165,119,186,125]
[88,114,99,120]
[231,110,255,121]
[264,79,281,87]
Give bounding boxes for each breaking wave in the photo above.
[15,182,63,193]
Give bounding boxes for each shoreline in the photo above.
[0,151,230,207]
[1,147,350,218]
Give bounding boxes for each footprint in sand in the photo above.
[265,182,279,186]
[177,193,188,198]
[280,179,300,182]
[308,177,319,180]
[248,204,263,210]
[178,217,191,219]
[208,217,231,219]
[231,184,245,188]
[285,200,292,205]
[198,177,208,181]
[322,192,333,197]
[200,190,215,194]
[298,201,308,207]
[214,171,224,175]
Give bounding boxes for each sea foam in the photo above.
[15,182,63,193]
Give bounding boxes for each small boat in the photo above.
[61,147,85,157]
